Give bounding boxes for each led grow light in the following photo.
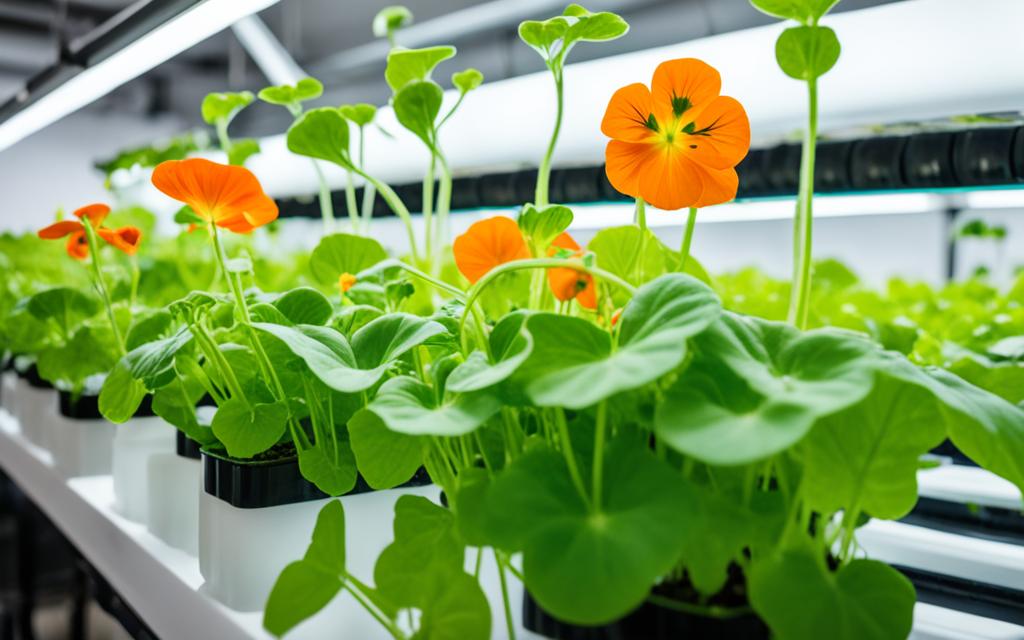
[0,0,279,153]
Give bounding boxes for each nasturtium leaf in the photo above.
[348,409,423,489]
[518,18,569,57]
[516,274,720,408]
[881,356,1024,496]
[384,46,455,91]
[173,206,204,226]
[452,68,483,94]
[368,376,501,436]
[309,233,388,286]
[227,138,260,166]
[447,311,533,392]
[989,336,1024,361]
[655,313,878,465]
[562,7,630,47]
[257,77,324,107]
[749,552,915,640]
[947,350,1024,405]
[374,495,464,607]
[338,103,377,127]
[251,302,292,326]
[351,313,449,370]
[37,324,116,389]
[201,91,253,125]
[287,107,353,169]
[775,25,841,81]
[150,376,216,446]
[273,287,333,326]
[417,571,491,640]
[750,0,813,22]
[393,80,443,146]
[297,430,357,496]
[122,326,193,389]
[210,398,289,459]
[27,287,99,336]
[484,437,691,625]
[98,359,147,423]
[451,466,491,546]
[589,225,670,290]
[800,375,946,520]
[263,500,346,638]
[373,5,413,38]
[125,310,173,351]
[518,204,573,250]
[333,304,384,335]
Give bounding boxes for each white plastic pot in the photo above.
[198,483,438,612]
[47,413,115,478]
[13,378,56,450]
[0,369,16,412]
[146,451,201,555]
[112,417,177,523]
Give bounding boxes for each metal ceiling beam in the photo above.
[231,14,305,85]
[309,0,650,80]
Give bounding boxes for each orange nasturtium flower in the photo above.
[453,216,530,284]
[38,203,143,260]
[547,233,597,310]
[339,272,357,293]
[602,58,750,210]
[151,158,278,233]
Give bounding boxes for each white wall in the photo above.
[0,110,185,234]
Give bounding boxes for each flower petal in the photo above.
[693,166,739,209]
[601,83,657,143]
[549,232,580,253]
[152,158,278,232]
[638,147,704,211]
[604,140,657,202]
[685,96,751,170]
[99,226,143,256]
[73,204,111,226]
[650,58,721,127]
[65,230,89,260]
[453,216,530,284]
[38,220,83,239]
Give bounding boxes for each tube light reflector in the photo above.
[0,0,279,154]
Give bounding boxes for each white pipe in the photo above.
[231,15,306,86]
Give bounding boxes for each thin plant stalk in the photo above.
[81,220,125,356]
[678,206,698,271]
[534,71,564,207]
[422,158,435,266]
[359,125,376,233]
[312,161,336,235]
[787,77,818,329]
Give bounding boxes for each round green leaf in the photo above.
[348,409,423,489]
[273,287,333,326]
[98,359,147,423]
[286,107,353,169]
[385,46,455,92]
[201,91,253,125]
[373,5,413,39]
[258,77,324,107]
[338,103,378,127]
[210,398,289,459]
[452,68,483,94]
[775,25,841,81]
[309,233,388,286]
[368,376,501,436]
[393,80,443,146]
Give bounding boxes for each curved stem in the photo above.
[494,550,517,640]
[422,158,435,267]
[369,259,466,300]
[358,125,376,233]
[355,169,421,265]
[787,77,818,329]
[81,220,125,355]
[458,258,637,354]
[534,70,563,207]
[312,161,336,235]
[344,170,360,233]
[678,207,698,272]
[554,408,590,509]
[435,155,453,274]
[592,399,607,511]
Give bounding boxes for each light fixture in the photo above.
[0,0,279,154]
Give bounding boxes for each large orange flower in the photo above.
[453,216,530,284]
[547,233,597,310]
[151,158,278,233]
[38,204,143,260]
[602,58,750,211]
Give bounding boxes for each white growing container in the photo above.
[0,368,16,412]
[146,448,201,555]
[112,416,177,523]
[13,376,57,450]
[48,413,115,478]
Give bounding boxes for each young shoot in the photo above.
[201,91,260,167]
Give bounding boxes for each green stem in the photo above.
[312,161,336,235]
[344,170,360,233]
[215,120,232,159]
[129,256,140,309]
[646,594,754,620]
[358,125,376,233]
[592,400,607,511]
[459,258,637,354]
[495,550,517,640]
[435,156,453,273]
[355,169,421,265]
[81,220,125,356]
[534,70,563,207]
[344,582,405,640]
[635,198,647,231]
[554,408,590,509]
[368,259,466,300]
[422,158,435,268]
[787,77,818,329]
[678,207,698,272]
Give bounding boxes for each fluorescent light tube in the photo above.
[0,0,279,153]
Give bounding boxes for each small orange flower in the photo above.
[453,216,530,284]
[611,308,623,327]
[602,58,750,211]
[546,233,597,310]
[339,272,357,292]
[37,204,142,260]
[151,158,278,233]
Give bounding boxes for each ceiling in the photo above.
[0,0,900,147]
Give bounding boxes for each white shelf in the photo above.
[918,465,1024,512]
[1,409,1021,639]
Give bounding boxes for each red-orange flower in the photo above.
[453,216,530,284]
[546,233,597,310]
[339,272,357,292]
[151,158,278,233]
[37,204,142,260]
[602,58,750,211]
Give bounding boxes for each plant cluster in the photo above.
[1,2,1021,640]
